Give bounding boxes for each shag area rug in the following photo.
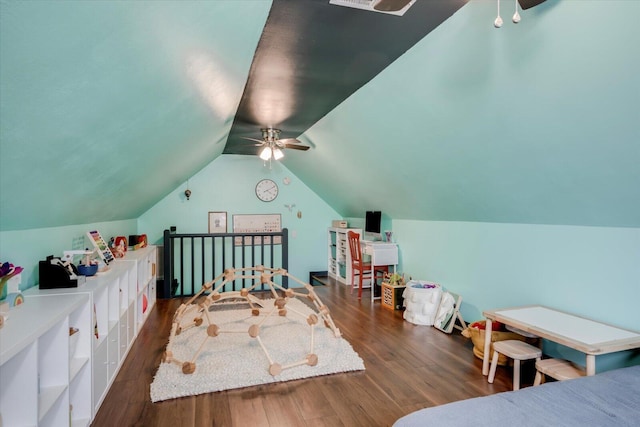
[150,298,364,402]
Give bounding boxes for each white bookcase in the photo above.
[118,246,157,333]
[0,293,90,427]
[327,227,361,285]
[13,245,158,425]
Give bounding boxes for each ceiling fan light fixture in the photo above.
[259,146,272,160]
[273,147,284,160]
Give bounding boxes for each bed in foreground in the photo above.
[394,365,640,427]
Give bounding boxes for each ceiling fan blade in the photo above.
[241,137,266,144]
[279,138,303,145]
[283,143,310,151]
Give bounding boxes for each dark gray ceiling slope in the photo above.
[224,0,467,154]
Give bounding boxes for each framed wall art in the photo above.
[232,213,282,245]
[208,211,227,233]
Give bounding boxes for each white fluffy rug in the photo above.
[150,298,364,402]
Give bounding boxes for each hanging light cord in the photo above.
[494,0,503,28]
[513,0,521,23]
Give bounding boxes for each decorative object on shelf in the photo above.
[77,263,98,276]
[208,211,227,233]
[0,261,23,281]
[109,236,127,258]
[62,249,100,276]
[86,230,115,264]
[5,292,24,307]
[128,234,148,250]
[1,262,23,308]
[255,178,279,202]
[39,254,86,288]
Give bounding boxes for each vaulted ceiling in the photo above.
[1,0,638,232]
[223,0,466,155]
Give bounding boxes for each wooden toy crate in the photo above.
[381,282,406,310]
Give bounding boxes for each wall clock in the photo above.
[255,178,279,202]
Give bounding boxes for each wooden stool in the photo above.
[488,340,542,390]
[533,358,586,385]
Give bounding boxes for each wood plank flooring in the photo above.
[92,279,523,426]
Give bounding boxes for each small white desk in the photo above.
[482,305,640,376]
[361,241,398,303]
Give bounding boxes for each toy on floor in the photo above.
[162,266,341,376]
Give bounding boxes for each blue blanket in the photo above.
[394,365,640,427]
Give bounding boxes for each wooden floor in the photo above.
[92,278,524,427]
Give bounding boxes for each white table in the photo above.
[361,241,398,302]
[482,305,640,376]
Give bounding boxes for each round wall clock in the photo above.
[255,178,279,202]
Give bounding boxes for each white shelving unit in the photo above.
[15,245,158,425]
[327,227,361,285]
[117,246,157,334]
[0,293,90,427]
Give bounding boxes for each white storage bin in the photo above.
[402,281,442,326]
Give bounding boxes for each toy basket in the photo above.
[402,281,442,326]
[462,320,537,365]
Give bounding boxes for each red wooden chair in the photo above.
[347,231,388,299]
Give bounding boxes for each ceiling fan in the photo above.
[242,128,310,161]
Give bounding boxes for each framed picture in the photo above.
[208,211,227,233]
[232,213,282,245]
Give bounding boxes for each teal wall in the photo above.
[393,220,640,370]
[1,157,638,372]
[0,219,136,292]
[288,0,640,227]
[0,155,338,294]
[138,155,339,282]
[1,0,638,374]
